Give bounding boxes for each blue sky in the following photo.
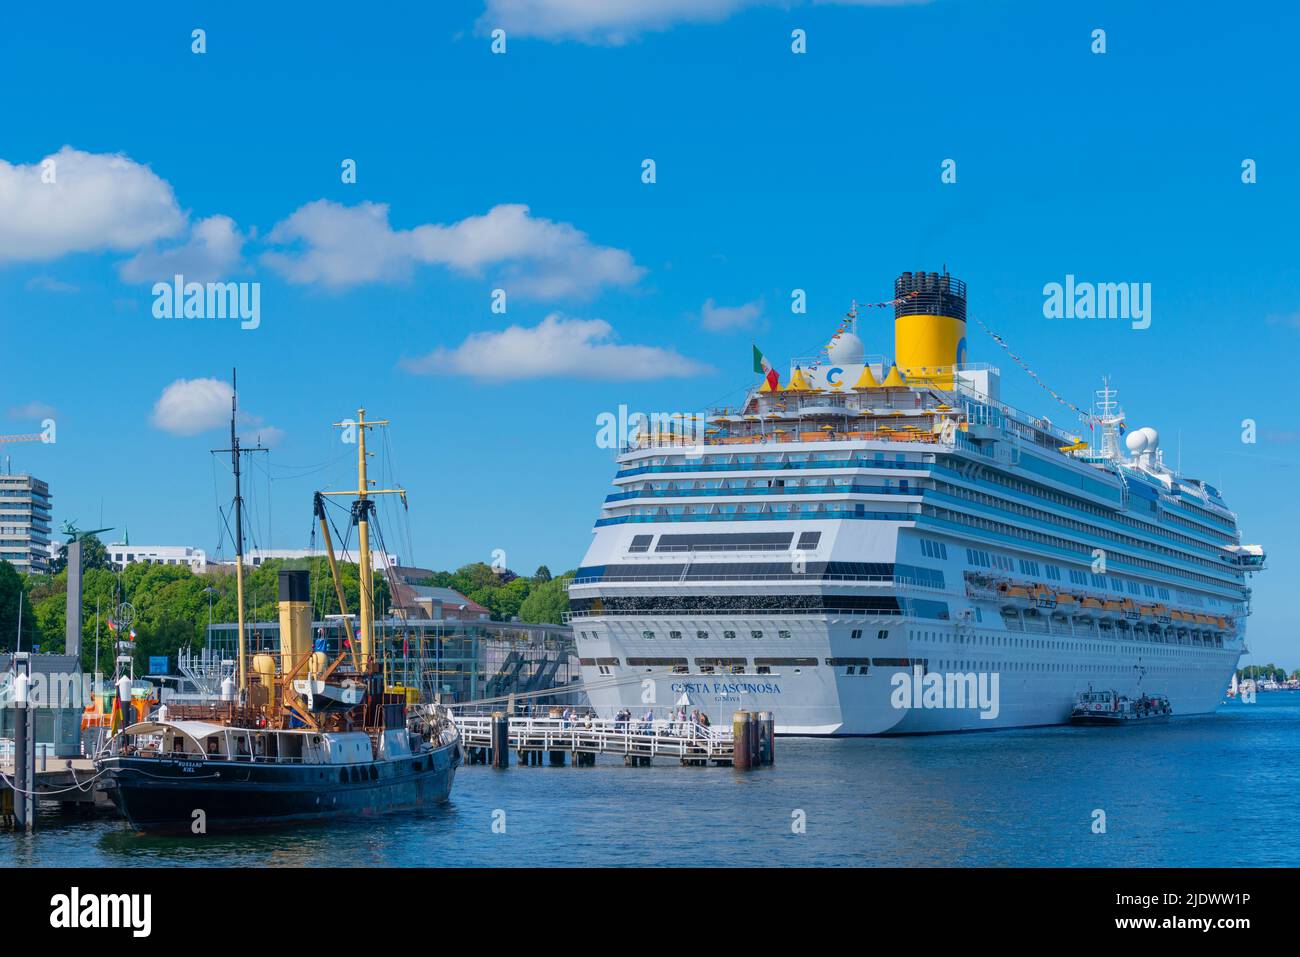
[1,1,1296,665]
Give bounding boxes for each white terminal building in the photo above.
[105,544,400,574]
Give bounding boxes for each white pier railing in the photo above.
[450,714,734,765]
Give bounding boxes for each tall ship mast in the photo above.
[569,269,1266,734]
[96,402,461,833]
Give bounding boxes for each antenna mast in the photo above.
[1093,377,1125,462]
[212,370,266,698]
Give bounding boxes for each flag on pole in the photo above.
[752,344,780,391]
[106,619,117,633]
[109,692,122,734]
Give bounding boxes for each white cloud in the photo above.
[481,0,755,43]
[150,377,283,442]
[400,313,711,380]
[119,215,246,284]
[480,0,929,43]
[262,201,643,298]
[24,276,78,294]
[243,424,285,448]
[151,378,233,436]
[0,147,185,262]
[7,401,57,420]
[700,296,762,331]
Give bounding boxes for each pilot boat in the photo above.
[1069,689,1172,726]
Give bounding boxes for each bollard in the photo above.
[14,684,28,830]
[732,711,753,769]
[490,712,510,768]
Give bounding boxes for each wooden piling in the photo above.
[490,711,510,768]
[757,710,775,765]
[732,711,753,769]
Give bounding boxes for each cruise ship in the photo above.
[568,270,1266,735]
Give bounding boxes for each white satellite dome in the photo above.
[1124,431,1148,454]
[1138,426,1159,449]
[827,331,865,365]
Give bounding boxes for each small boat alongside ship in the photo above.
[1069,689,1172,726]
[95,399,461,833]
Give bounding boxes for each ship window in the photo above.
[877,629,889,640]
[851,629,862,640]
[696,631,709,640]
[751,630,764,640]
[723,631,736,640]
[642,631,656,640]
[669,631,682,640]
[778,630,792,640]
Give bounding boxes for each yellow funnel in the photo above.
[278,569,312,677]
[894,271,967,388]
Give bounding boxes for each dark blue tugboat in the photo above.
[96,403,461,833]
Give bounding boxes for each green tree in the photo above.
[518,574,572,625]
[468,576,532,621]
[0,560,37,652]
[533,565,552,583]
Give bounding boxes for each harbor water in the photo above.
[4,695,1297,868]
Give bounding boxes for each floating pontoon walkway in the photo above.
[450,713,742,767]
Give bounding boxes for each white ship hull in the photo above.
[579,616,1239,735]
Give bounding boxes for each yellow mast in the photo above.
[320,409,405,674]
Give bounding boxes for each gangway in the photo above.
[483,651,525,698]
[521,653,564,693]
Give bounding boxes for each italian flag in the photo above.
[753,344,780,390]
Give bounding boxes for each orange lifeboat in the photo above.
[1032,585,1057,608]
[998,582,1033,603]
[1080,596,1105,611]
[1153,604,1172,623]
[1055,593,1078,608]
